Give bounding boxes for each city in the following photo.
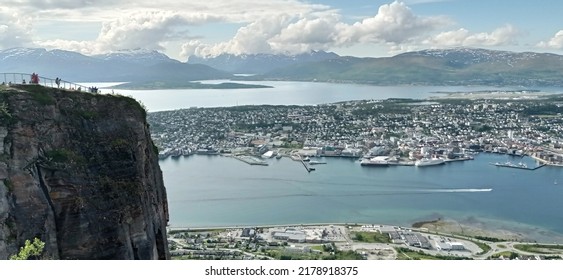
[148,91,563,167]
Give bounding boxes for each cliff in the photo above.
[0,84,169,259]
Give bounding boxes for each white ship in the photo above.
[415,158,445,167]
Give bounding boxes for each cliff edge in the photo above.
[0,84,169,259]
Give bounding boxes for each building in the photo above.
[272,228,307,243]
[434,240,465,251]
[403,232,431,249]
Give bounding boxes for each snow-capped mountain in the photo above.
[265,48,563,86]
[397,48,559,68]
[187,50,340,74]
[2,47,562,86]
[93,49,177,66]
[0,48,230,82]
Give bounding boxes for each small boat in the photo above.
[555,179,558,185]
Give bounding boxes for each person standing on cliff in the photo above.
[30,73,39,84]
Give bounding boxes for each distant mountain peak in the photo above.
[396,47,546,68]
[0,47,229,82]
[188,50,340,74]
[92,49,175,66]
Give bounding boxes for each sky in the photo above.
[1,0,562,60]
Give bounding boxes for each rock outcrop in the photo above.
[0,84,169,259]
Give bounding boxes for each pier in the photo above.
[291,154,315,172]
[490,162,546,171]
[233,155,268,166]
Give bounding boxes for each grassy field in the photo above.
[352,231,391,243]
[395,248,472,260]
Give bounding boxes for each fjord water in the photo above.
[110,81,563,242]
[104,81,559,111]
[160,154,563,242]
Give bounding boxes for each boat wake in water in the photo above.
[425,188,493,193]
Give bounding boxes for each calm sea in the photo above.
[90,81,563,242]
[90,81,562,112]
[160,154,563,242]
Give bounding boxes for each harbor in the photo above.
[160,152,563,243]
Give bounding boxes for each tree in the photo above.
[355,233,365,242]
[9,238,45,260]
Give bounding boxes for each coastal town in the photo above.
[148,91,563,168]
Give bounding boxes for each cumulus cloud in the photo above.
[183,15,295,57]
[95,11,220,52]
[36,10,221,55]
[339,1,448,45]
[268,14,345,54]
[0,10,34,49]
[538,30,563,49]
[185,1,449,58]
[422,24,520,47]
[15,0,330,56]
[3,0,532,59]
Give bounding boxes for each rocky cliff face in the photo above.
[0,84,169,259]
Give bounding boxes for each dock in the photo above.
[292,154,315,172]
[490,162,545,171]
[233,155,269,166]
[300,159,315,172]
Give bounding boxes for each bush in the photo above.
[10,238,45,260]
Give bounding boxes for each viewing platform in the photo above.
[1,72,98,93]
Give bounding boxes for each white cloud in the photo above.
[16,0,332,57]
[95,11,219,52]
[6,0,328,23]
[185,1,450,58]
[37,10,221,55]
[3,0,532,58]
[422,24,520,47]
[538,30,563,49]
[339,1,449,45]
[0,10,34,49]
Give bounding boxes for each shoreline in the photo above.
[168,218,563,244]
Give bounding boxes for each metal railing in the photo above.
[1,73,96,92]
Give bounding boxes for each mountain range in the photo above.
[1,47,563,87]
[0,48,231,82]
[260,48,563,86]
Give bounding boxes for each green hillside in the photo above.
[264,49,563,86]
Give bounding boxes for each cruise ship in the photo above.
[415,158,445,167]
